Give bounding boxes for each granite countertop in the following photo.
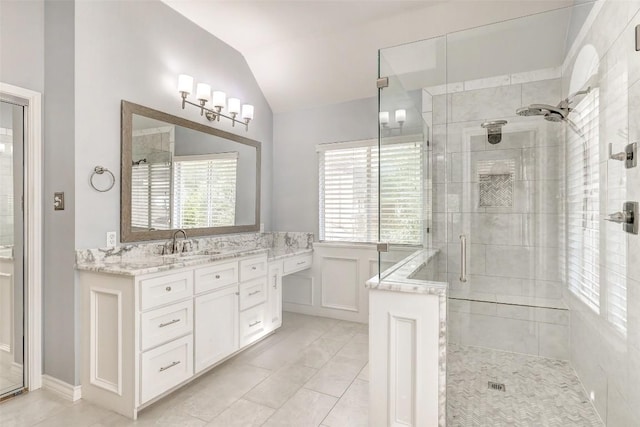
[365,248,447,295]
[76,246,313,277]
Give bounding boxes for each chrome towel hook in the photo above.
[90,166,115,192]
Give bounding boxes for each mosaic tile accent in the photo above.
[447,344,603,426]
[478,174,513,208]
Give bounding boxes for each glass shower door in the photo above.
[0,99,25,399]
[377,36,446,279]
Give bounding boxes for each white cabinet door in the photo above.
[194,286,239,373]
[267,262,283,332]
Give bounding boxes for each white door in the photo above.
[194,285,238,373]
[267,262,282,331]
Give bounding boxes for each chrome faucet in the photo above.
[172,229,187,254]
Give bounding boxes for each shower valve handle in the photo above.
[606,211,633,224]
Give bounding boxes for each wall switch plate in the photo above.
[54,192,64,210]
[106,231,117,248]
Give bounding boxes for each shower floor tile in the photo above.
[447,344,603,426]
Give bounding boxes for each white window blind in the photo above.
[318,139,423,245]
[567,88,600,313]
[131,162,171,230]
[172,153,238,228]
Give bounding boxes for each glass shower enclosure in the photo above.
[377,2,617,425]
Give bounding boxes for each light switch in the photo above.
[54,192,64,210]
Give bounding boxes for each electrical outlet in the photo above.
[106,231,117,248]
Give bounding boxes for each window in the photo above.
[172,153,238,228]
[131,162,171,230]
[567,88,600,313]
[318,138,423,245]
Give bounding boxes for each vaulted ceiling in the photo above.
[163,0,576,113]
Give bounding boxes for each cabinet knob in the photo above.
[215,274,221,279]
[252,266,257,270]
[165,286,172,292]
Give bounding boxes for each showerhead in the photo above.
[516,104,569,122]
[516,105,547,117]
[544,112,564,122]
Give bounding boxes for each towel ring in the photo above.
[90,166,115,192]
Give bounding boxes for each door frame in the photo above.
[0,82,43,391]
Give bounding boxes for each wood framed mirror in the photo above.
[120,101,260,242]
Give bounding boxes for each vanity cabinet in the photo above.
[80,250,311,419]
[194,286,238,373]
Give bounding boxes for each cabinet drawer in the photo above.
[140,335,193,404]
[141,300,193,351]
[195,261,238,294]
[283,254,312,275]
[140,271,193,311]
[239,256,267,282]
[239,303,267,347]
[239,277,267,311]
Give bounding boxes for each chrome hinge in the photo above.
[376,242,389,253]
[377,77,389,89]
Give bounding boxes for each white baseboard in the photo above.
[42,374,82,402]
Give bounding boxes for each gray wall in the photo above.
[74,0,273,250]
[0,0,44,93]
[44,0,77,384]
[273,96,377,237]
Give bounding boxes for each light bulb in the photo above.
[177,74,193,94]
[241,104,254,120]
[212,91,226,109]
[196,83,211,102]
[228,98,241,115]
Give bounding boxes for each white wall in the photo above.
[562,2,640,425]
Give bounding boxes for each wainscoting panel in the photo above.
[321,257,359,312]
[282,243,416,323]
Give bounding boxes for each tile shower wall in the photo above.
[427,76,569,359]
[562,1,640,425]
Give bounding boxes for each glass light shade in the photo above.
[395,109,406,123]
[379,111,389,125]
[178,74,193,94]
[228,98,241,115]
[196,83,211,101]
[212,91,226,108]
[241,104,254,120]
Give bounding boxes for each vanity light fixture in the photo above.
[379,109,406,134]
[177,74,254,130]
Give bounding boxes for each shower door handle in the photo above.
[459,234,467,283]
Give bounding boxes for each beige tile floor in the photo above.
[0,312,369,427]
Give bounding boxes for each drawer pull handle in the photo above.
[165,286,172,292]
[158,319,180,328]
[215,274,221,279]
[248,290,261,296]
[159,360,181,372]
[296,261,306,266]
[249,320,262,327]
[273,278,278,289]
[251,266,257,270]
